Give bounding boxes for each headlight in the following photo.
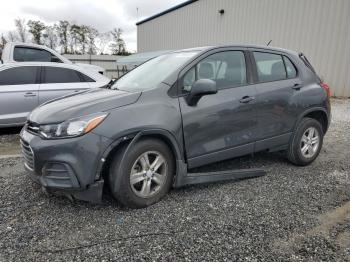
[39,113,108,139]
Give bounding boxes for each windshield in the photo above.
[112,51,199,92]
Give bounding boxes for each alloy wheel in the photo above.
[300,127,320,158]
[129,151,168,198]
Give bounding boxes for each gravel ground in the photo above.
[0,99,349,261]
[0,127,21,157]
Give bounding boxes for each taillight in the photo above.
[321,82,331,98]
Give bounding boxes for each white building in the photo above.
[137,0,350,97]
[64,54,121,79]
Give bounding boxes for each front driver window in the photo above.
[182,51,247,92]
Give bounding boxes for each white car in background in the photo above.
[1,42,106,75]
[0,62,110,127]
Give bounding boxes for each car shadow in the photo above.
[0,126,22,135]
[26,151,289,210]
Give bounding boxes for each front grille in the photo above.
[20,139,35,171]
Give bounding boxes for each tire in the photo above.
[287,117,324,166]
[108,138,175,208]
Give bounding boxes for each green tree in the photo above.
[97,32,111,55]
[7,31,18,42]
[78,25,90,54]
[43,25,58,50]
[0,34,8,48]
[27,20,46,44]
[69,24,97,54]
[87,26,98,55]
[110,28,126,55]
[56,20,70,54]
[14,18,27,42]
[69,24,82,54]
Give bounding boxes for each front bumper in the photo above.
[20,128,113,203]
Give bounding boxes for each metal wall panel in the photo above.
[137,0,350,97]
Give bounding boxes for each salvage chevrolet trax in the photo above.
[20,45,331,208]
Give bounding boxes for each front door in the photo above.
[0,66,39,126]
[179,50,258,168]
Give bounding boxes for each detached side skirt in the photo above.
[174,165,266,187]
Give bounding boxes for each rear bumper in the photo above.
[20,128,113,203]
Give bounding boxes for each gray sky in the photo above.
[0,0,186,52]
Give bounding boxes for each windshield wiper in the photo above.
[105,78,118,89]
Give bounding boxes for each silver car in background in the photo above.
[0,62,110,127]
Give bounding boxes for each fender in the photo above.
[118,129,187,187]
[95,128,187,184]
[126,129,184,161]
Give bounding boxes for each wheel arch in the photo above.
[97,129,185,183]
[129,129,184,161]
[295,107,330,134]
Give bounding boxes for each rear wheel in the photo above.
[287,117,324,166]
[108,138,174,208]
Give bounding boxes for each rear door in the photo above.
[178,49,258,168]
[39,66,91,104]
[0,66,39,126]
[249,49,301,151]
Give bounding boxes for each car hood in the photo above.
[29,88,141,124]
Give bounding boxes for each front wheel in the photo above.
[287,117,324,166]
[108,139,174,208]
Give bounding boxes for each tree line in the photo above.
[0,19,131,56]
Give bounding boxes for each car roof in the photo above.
[1,61,91,71]
[7,42,48,48]
[0,62,109,82]
[175,44,299,56]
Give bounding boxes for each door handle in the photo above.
[292,83,302,90]
[239,96,255,103]
[24,92,37,97]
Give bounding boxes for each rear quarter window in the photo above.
[79,72,95,82]
[299,53,321,81]
[283,56,297,78]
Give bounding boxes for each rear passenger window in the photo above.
[253,52,286,82]
[182,51,247,91]
[0,67,38,85]
[44,67,82,83]
[283,56,297,78]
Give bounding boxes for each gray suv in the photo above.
[20,45,331,208]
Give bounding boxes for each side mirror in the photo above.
[186,79,217,106]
